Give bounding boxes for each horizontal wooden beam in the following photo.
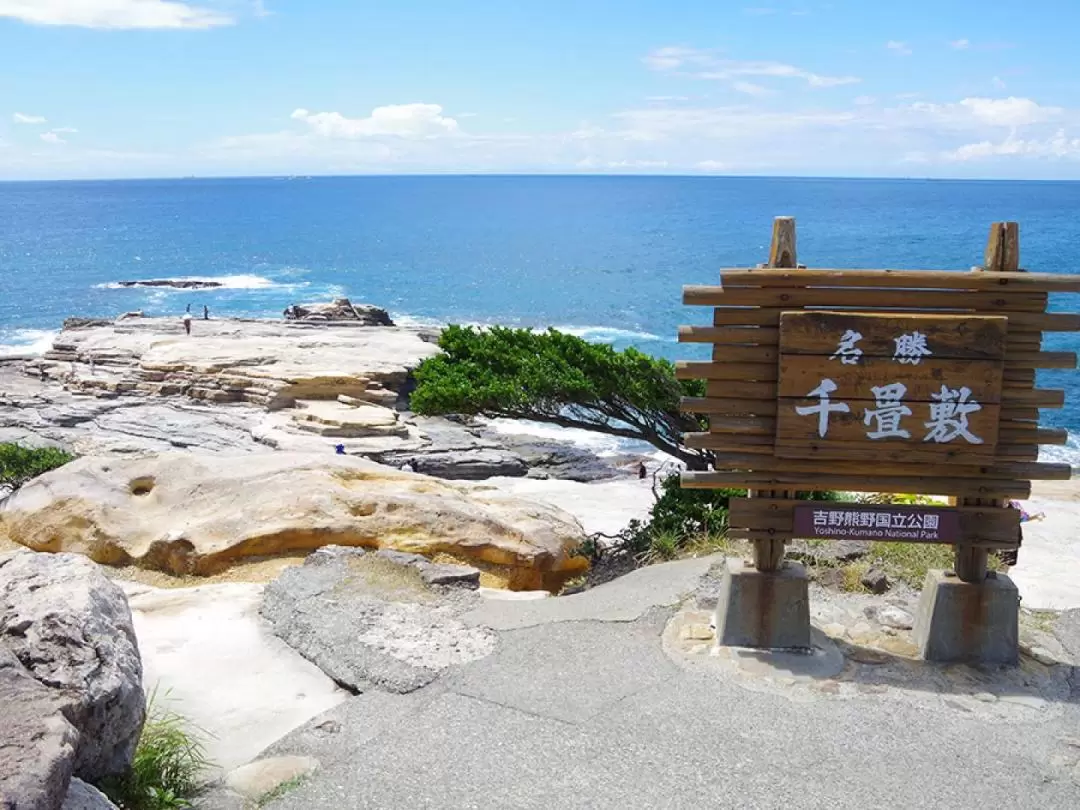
[684,286,1049,312]
[680,396,777,416]
[690,448,1071,480]
[715,268,1080,293]
[679,325,778,344]
[682,470,1031,498]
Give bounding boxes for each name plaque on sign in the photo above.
[792,504,961,543]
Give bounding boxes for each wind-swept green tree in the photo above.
[410,326,710,469]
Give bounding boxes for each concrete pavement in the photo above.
[214,557,1080,810]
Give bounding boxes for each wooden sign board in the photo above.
[727,498,1021,547]
[775,312,1005,464]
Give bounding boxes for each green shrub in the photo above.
[410,325,710,469]
[596,474,841,563]
[99,691,212,810]
[0,443,74,493]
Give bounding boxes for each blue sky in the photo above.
[1,0,1079,179]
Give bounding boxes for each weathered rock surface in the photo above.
[117,279,222,289]
[61,778,119,810]
[224,756,320,802]
[283,298,393,326]
[0,551,145,783]
[261,547,497,693]
[1,453,588,589]
[0,645,80,810]
[23,316,438,409]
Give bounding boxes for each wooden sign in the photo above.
[674,217,1080,578]
[791,503,961,543]
[774,312,1004,464]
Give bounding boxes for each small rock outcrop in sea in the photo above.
[116,279,223,289]
[283,297,394,326]
[0,550,144,809]
[0,452,589,590]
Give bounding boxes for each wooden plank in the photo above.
[689,447,1072,480]
[715,268,1080,293]
[1001,407,1040,420]
[727,499,1021,546]
[1005,312,1080,331]
[1002,427,1068,447]
[676,361,777,382]
[706,346,779,363]
[1003,369,1037,386]
[712,308,785,326]
[777,311,1008,360]
[694,304,1080,333]
[704,415,776,435]
[705,380,778,399]
[685,286,1048,312]
[678,325,778,344]
[1001,388,1066,408]
[681,471,1031,498]
[776,355,1004,403]
[680,397,778,416]
[1005,351,1077,369]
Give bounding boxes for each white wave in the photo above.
[551,325,667,343]
[0,328,57,358]
[1039,432,1080,469]
[95,274,303,291]
[393,315,667,345]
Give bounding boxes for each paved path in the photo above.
[224,558,1080,810]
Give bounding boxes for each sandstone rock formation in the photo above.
[283,298,393,326]
[0,551,145,784]
[0,453,589,589]
[24,317,439,409]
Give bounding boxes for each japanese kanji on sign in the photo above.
[675,218,1080,585]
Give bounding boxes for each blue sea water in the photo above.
[1,175,1079,462]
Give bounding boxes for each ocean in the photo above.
[1,175,1079,464]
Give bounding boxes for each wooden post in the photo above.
[751,216,798,571]
[768,216,798,269]
[954,221,1020,583]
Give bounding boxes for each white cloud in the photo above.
[12,112,46,124]
[992,76,1007,90]
[950,39,971,50]
[645,95,689,102]
[916,97,1062,128]
[853,95,877,106]
[0,0,233,30]
[290,104,459,138]
[40,131,64,144]
[732,81,772,97]
[645,47,859,89]
[887,41,912,56]
[944,130,1080,161]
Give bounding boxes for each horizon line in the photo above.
[2,171,1080,185]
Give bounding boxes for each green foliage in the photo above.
[257,775,309,807]
[0,443,74,493]
[595,474,841,563]
[411,325,709,468]
[99,691,212,810]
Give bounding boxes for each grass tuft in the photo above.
[99,689,212,810]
